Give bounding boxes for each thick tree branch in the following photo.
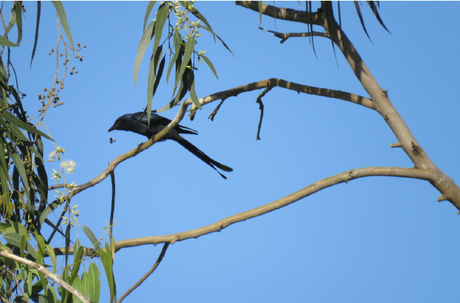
[113,166,443,247]
[235,1,323,26]
[0,249,89,303]
[236,1,460,210]
[319,2,460,209]
[52,166,445,256]
[189,78,375,117]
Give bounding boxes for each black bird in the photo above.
[108,112,233,179]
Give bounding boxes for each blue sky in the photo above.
[11,1,460,302]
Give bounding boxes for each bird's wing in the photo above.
[132,111,197,135]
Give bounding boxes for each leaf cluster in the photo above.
[134,1,231,126]
[0,2,102,302]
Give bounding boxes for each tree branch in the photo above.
[236,1,460,211]
[235,1,323,26]
[53,166,444,256]
[319,2,460,210]
[259,27,329,44]
[66,79,372,200]
[0,249,89,303]
[189,78,375,115]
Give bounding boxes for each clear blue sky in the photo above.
[12,1,460,302]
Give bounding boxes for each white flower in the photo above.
[61,160,76,174]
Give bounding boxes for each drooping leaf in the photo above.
[10,153,31,203]
[367,1,390,33]
[45,244,57,273]
[152,4,169,62]
[3,233,37,259]
[143,1,157,30]
[166,30,183,83]
[30,2,42,67]
[0,138,9,195]
[51,1,74,48]
[35,234,47,291]
[0,35,18,47]
[99,243,114,303]
[201,54,218,80]
[353,1,372,41]
[134,20,155,88]
[146,45,163,126]
[189,79,201,110]
[14,2,23,45]
[39,200,60,226]
[152,55,166,100]
[176,36,195,94]
[69,244,83,284]
[2,111,51,139]
[82,225,101,250]
[197,24,234,56]
[88,263,101,303]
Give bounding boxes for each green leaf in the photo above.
[152,4,168,59]
[10,152,31,203]
[45,244,57,273]
[0,139,9,195]
[189,80,201,110]
[14,2,23,45]
[201,54,218,80]
[51,1,74,48]
[134,20,155,88]
[166,30,183,84]
[2,111,52,140]
[145,4,168,119]
[143,1,157,30]
[30,2,42,67]
[35,234,47,291]
[4,2,23,45]
[2,223,37,259]
[100,243,114,303]
[71,276,83,302]
[146,46,163,126]
[69,244,83,284]
[0,35,18,47]
[88,263,101,303]
[82,225,101,250]
[197,24,233,55]
[6,123,28,142]
[39,201,60,226]
[147,56,166,114]
[176,36,195,94]
[20,234,27,257]
[186,3,214,36]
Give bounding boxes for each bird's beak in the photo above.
[108,125,115,132]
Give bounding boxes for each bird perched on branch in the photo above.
[108,111,233,179]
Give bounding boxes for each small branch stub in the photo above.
[411,141,421,155]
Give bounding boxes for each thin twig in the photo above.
[118,243,170,303]
[208,98,226,121]
[255,87,272,140]
[259,26,329,43]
